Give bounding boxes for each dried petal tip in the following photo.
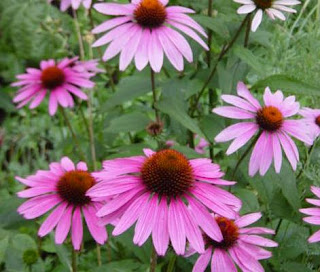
[146,121,164,136]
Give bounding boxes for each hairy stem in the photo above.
[72,248,77,272]
[72,9,85,60]
[166,254,177,272]
[149,246,157,272]
[60,108,86,161]
[150,68,160,122]
[296,138,318,179]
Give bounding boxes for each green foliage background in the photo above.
[0,0,320,271]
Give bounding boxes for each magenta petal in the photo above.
[38,202,68,237]
[112,193,149,236]
[211,249,237,272]
[72,207,83,250]
[235,212,262,228]
[133,194,159,246]
[240,234,278,247]
[186,196,223,242]
[83,205,107,245]
[55,205,73,244]
[308,229,320,243]
[168,199,186,255]
[152,197,169,256]
[176,198,204,254]
[192,248,212,272]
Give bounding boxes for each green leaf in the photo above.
[95,260,141,272]
[102,75,151,110]
[50,234,71,272]
[199,114,225,143]
[252,74,320,96]
[235,189,259,214]
[106,112,150,133]
[193,15,230,40]
[0,236,9,263]
[156,90,206,139]
[161,78,203,99]
[233,46,267,75]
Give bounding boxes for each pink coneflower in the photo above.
[299,108,320,141]
[195,136,210,154]
[300,186,320,243]
[87,148,241,256]
[73,59,104,75]
[48,0,92,11]
[12,58,97,115]
[234,0,301,32]
[165,135,209,154]
[189,213,277,272]
[16,157,107,250]
[91,0,208,72]
[213,82,313,176]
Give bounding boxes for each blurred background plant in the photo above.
[1,0,320,271]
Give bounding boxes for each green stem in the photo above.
[60,108,86,161]
[244,13,252,48]
[96,244,102,267]
[149,246,157,272]
[72,9,85,60]
[150,68,160,123]
[232,131,261,180]
[296,138,318,179]
[189,14,250,117]
[166,254,177,272]
[72,248,77,272]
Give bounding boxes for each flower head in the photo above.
[213,82,312,176]
[48,0,92,11]
[16,157,107,250]
[300,186,320,243]
[12,58,98,115]
[235,0,301,32]
[189,213,277,272]
[299,108,320,141]
[87,148,241,256]
[91,0,208,72]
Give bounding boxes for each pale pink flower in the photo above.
[48,0,92,11]
[300,186,320,243]
[12,58,97,115]
[16,157,107,250]
[91,0,208,72]
[234,0,301,32]
[166,135,209,154]
[299,107,320,141]
[195,136,210,154]
[87,149,241,256]
[189,213,277,272]
[213,82,313,176]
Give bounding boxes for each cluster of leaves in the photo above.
[1,0,320,271]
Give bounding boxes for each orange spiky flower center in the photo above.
[253,0,273,9]
[41,66,65,89]
[316,115,320,127]
[256,106,283,131]
[204,217,239,250]
[141,149,194,197]
[134,0,167,28]
[57,170,95,206]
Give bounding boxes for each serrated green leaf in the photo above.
[233,46,267,75]
[156,91,206,139]
[193,15,230,40]
[106,112,150,133]
[252,74,320,96]
[102,76,151,110]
